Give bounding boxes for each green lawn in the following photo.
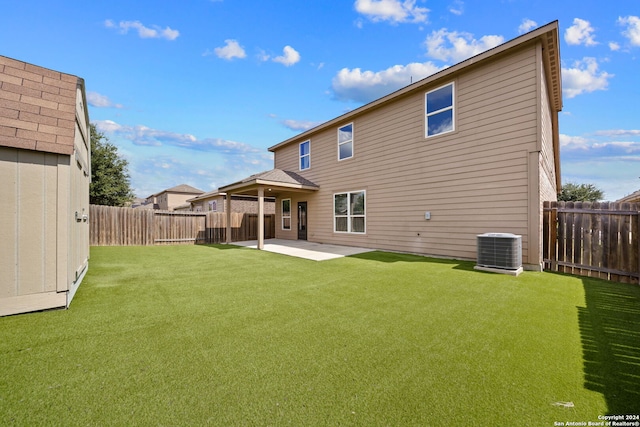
[1,245,639,426]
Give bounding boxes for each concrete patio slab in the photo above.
[231,239,375,261]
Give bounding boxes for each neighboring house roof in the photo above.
[617,189,640,203]
[220,168,320,194]
[268,21,562,153]
[149,183,204,198]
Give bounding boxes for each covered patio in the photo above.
[218,169,319,250]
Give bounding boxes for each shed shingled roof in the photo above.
[0,55,84,156]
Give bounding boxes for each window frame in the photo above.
[333,190,366,234]
[299,140,310,171]
[425,82,455,138]
[281,198,291,230]
[337,122,354,161]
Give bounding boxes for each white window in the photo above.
[299,140,310,170]
[425,82,454,137]
[282,199,291,230]
[208,200,217,211]
[334,191,365,234]
[338,123,353,160]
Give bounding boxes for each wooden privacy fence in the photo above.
[90,205,275,246]
[543,201,639,284]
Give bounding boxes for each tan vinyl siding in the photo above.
[539,58,558,203]
[274,44,543,263]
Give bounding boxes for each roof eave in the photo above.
[219,179,319,195]
[268,20,561,152]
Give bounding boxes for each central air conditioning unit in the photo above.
[475,233,523,276]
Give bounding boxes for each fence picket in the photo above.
[543,201,639,284]
[90,205,274,246]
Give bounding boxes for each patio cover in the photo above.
[218,169,319,249]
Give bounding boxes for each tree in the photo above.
[558,182,604,202]
[90,123,134,206]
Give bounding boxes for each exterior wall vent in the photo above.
[476,233,523,275]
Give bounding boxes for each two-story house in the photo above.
[220,21,562,270]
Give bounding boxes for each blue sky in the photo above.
[2,1,638,200]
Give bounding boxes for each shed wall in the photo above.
[0,147,69,312]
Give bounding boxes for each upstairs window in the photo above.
[425,83,454,137]
[299,140,310,170]
[282,199,291,230]
[338,123,353,160]
[334,191,366,234]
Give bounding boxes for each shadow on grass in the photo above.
[348,251,477,271]
[197,243,249,251]
[578,276,640,414]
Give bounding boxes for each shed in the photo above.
[0,55,90,316]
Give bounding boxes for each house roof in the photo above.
[617,189,640,203]
[268,20,562,153]
[150,184,205,197]
[187,189,225,202]
[219,168,319,195]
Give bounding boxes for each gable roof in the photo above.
[219,168,319,194]
[617,189,640,203]
[268,21,561,153]
[151,184,204,197]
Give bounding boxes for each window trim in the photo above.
[299,140,310,171]
[333,190,366,234]
[281,198,291,230]
[425,82,455,138]
[337,122,354,161]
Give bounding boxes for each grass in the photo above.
[1,245,639,426]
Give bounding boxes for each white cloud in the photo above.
[564,18,597,46]
[559,133,589,148]
[212,39,247,60]
[518,19,537,34]
[93,120,274,198]
[94,119,123,133]
[609,41,621,51]
[104,19,179,40]
[256,49,271,62]
[562,57,613,98]
[354,0,429,24]
[86,92,124,109]
[449,0,464,16]
[594,129,640,137]
[273,46,301,66]
[93,120,262,154]
[332,61,444,103]
[281,119,321,131]
[424,29,504,63]
[560,132,640,200]
[618,16,640,46]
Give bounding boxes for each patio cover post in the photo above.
[225,194,232,244]
[257,187,264,250]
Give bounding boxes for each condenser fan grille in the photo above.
[477,233,522,270]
